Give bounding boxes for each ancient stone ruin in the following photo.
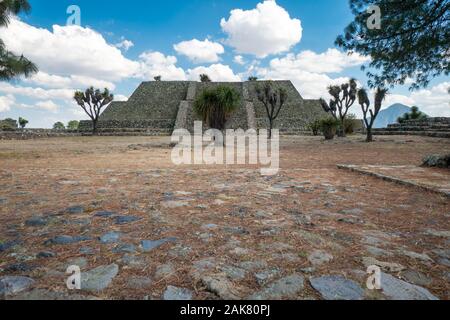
[373,117,450,138]
[79,80,326,135]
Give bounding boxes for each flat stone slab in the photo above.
[66,206,85,214]
[163,286,193,300]
[81,264,119,292]
[141,237,177,252]
[380,272,439,300]
[248,274,304,300]
[99,232,122,244]
[45,235,92,245]
[310,275,365,300]
[338,165,450,197]
[0,240,21,252]
[114,216,141,225]
[0,276,35,297]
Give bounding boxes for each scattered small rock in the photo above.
[380,272,438,300]
[201,274,243,300]
[254,269,279,286]
[163,286,193,300]
[155,264,175,280]
[0,276,35,297]
[114,216,141,225]
[400,270,433,287]
[25,216,48,227]
[308,250,334,266]
[220,265,247,281]
[81,264,119,292]
[127,276,152,290]
[45,235,91,245]
[66,206,85,215]
[112,243,136,254]
[310,275,365,300]
[99,232,122,244]
[248,274,304,300]
[94,211,116,218]
[141,237,177,252]
[37,251,56,259]
[362,257,405,273]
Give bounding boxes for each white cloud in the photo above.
[24,72,115,90]
[35,100,59,112]
[138,51,187,80]
[384,82,450,116]
[0,17,139,81]
[115,39,134,51]
[0,95,15,113]
[114,94,128,101]
[269,49,369,74]
[174,38,224,63]
[234,55,245,65]
[254,48,369,99]
[187,64,241,82]
[220,0,302,58]
[0,82,74,101]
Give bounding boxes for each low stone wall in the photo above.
[78,119,175,132]
[0,129,81,140]
[373,117,450,138]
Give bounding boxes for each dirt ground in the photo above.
[0,134,449,300]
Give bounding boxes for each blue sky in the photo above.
[0,0,448,127]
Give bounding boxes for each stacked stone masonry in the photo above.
[373,118,450,138]
[79,80,327,135]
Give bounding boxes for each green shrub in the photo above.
[398,106,428,123]
[53,122,65,131]
[320,117,340,140]
[307,119,322,136]
[343,114,357,134]
[0,118,18,131]
[67,120,79,130]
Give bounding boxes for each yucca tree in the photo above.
[199,74,211,82]
[255,81,287,139]
[320,79,358,137]
[358,87,388,142]
[0,0,38,81]
[193,85,240,131]
[74,87,114,135]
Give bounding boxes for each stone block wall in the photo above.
[81,80,326,135]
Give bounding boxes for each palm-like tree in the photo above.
[199,74,211,83]
[320,78,358,137]
[358,87,388,142]
[74,87,114,135]
[0,0,38,80]
[193,85,240,131]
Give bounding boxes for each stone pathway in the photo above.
[338,164,450,197]
[0,166,448,300]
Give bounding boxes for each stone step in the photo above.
[373,130,450,138]
[388,123,450,129]
[383,126,450,132]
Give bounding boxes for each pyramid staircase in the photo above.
[373,117,450,138]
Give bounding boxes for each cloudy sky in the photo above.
[0,0,448,128]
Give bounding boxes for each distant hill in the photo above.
[373,103,411,128]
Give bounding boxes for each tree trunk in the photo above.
[268,120,273,140]
[366,127,373,142]
[338,119,346,137]
[92,119,98,136]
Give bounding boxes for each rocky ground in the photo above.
[0,135,449,300]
